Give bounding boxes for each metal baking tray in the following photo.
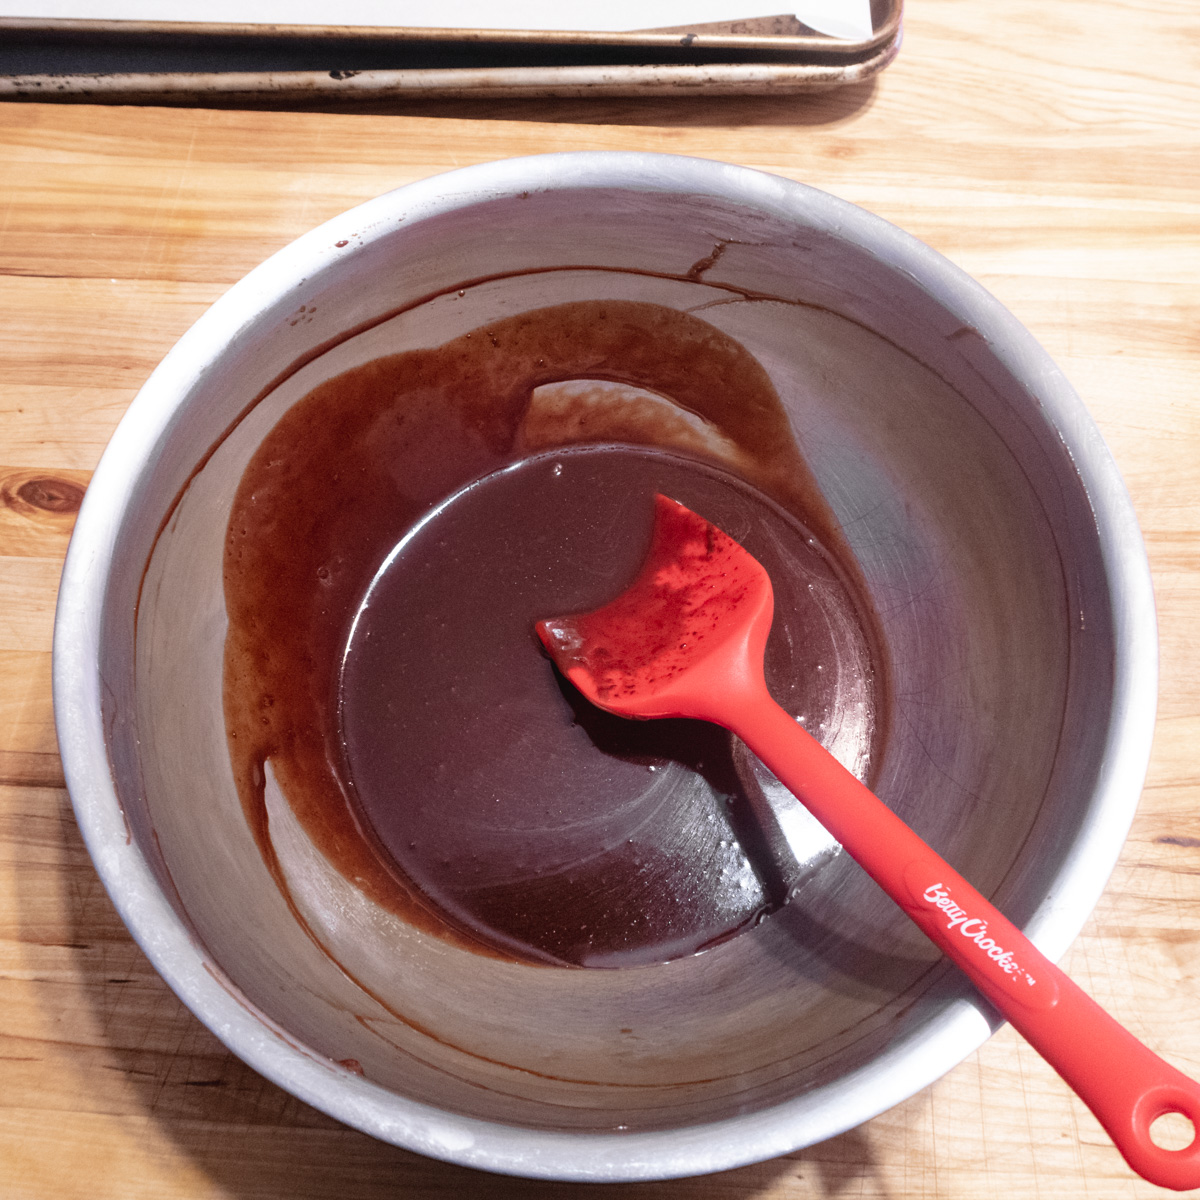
[0,4,901,103]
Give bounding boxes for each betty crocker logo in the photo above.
[900,861,1057,1009]
[922,881,1036,985]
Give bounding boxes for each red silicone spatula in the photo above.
[536,493,1200,1191]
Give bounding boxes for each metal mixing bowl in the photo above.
[52,153,1156,1181]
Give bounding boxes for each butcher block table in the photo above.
[3,0,1200,1195]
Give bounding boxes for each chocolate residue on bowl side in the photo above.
[223,299,886,967]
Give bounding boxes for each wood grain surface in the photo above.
[2,0,1200,1195]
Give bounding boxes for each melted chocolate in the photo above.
[223,298,884,968]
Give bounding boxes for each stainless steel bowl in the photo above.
[52,153,1156,1181]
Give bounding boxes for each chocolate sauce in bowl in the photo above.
[338,447,875,966]
[222,298,886,968]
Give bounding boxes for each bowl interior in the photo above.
[85,164,1120,1163]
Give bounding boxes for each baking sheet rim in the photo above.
[0,33,900,101]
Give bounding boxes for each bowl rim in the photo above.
[51,150,1158,1182]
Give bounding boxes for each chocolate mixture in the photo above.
[223,298,884,967]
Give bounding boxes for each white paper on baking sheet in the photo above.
[0,1,875,41]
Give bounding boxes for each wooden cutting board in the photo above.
[2,0,1199,1195]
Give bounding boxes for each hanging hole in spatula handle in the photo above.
[1149,1106,1197,1152]
[1123,1085,1200,1189]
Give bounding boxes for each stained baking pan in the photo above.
[0,3,901,103]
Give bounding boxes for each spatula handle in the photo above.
[732,691,1200,1191]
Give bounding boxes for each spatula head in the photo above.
[535,494,775,722]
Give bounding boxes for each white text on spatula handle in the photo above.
[902,863,1059,1011]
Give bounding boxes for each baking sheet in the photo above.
[2,1,877,41]
[0,1,900,101]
